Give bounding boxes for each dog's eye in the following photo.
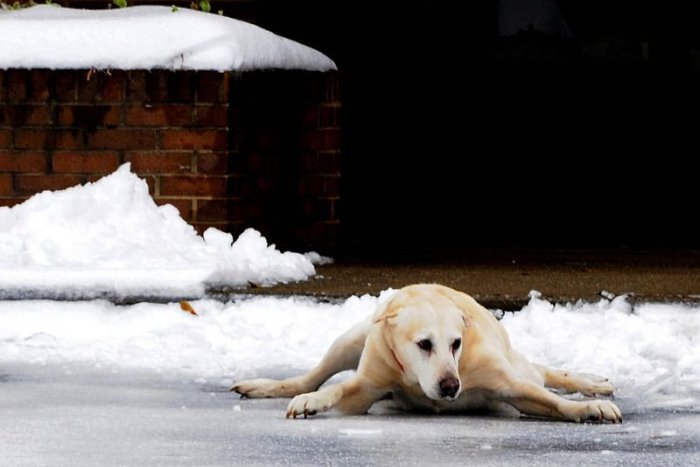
[417,339,432,352]
[452,338,462,352]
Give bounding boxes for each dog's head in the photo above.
[375,286,469,401]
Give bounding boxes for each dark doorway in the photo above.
[258,1,700,257]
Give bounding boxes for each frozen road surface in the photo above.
[1,363,699,467]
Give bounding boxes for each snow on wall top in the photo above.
[0,5,336,72]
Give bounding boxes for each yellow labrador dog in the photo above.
[232,284,622,423]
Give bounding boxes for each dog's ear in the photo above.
[372,293,402,325]
[372,301,398,325]
[434,285,476,326]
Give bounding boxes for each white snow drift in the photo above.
[0,164,321,297]
[0,293,698,412]
[0,5,336,71]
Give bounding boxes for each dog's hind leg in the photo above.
[534,364,615,397]
[232,319,370,399]
[501,378,622,423]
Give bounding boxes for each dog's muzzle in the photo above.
[439,376,460,399]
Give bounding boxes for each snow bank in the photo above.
[502,293,700,412]
[0,164,320,298]
[0,293,698,412]
[0,5,336,71]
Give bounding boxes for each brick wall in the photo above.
[0,69,340,251]
[229,71,341,249]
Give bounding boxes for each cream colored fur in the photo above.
[232,284,621,423]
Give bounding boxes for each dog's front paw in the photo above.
[286,392,334,419]
[573,399,622,424]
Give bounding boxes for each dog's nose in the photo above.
[439,377,460,398]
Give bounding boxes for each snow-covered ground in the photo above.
[1,292,699,412]
[0,5,335,71]
[0,164,325,299]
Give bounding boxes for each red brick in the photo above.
[56,105,121,127]
[196,199,230,221]
[6,70,27,102]
[0,130,11,148]
[245,151,264,172]
[325,175,340,197]
[197,72,229,103]
[160,175,228,197]
[142,175,157,196]
[230,198,262,220]
[125,105,193,127]
[308,221,339,247]
[14,129,82,150]
[126,71,149,102]
[308,73,341,103]
[0,174,12,196]
[302,198,335,221]
[0,151,48,173]
[298,175,340,198]
[160,129,227,150]
[167,72,195,103]
[0,198,25,207]
[303,106,318,128]
[255,176,275,194]
[99,71,126,102]
[317,152,341,174]
[4,105,53,126]
[256,131,275,151]
[142,72,169,103]
[194,105,228,127]
[229,175,253,197]
[155,198,193,220]
[29,71,51,102]
[52,151,120,174]
[300,153,318,172]
[125,152,194,174]
[16,174,83,195]
[303,129,341,151]
[298,175,325,197]
[318,105,339,128]
[77,71,100,101]
[227,152,245,173]
[300,152,340,175]
[54,72,78,102]
[197,152,229,174]
[88,129,156,150]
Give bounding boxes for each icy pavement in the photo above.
[2,294,700,465]
[1,362,699,467]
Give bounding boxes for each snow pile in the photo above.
[0,164,320,298]
[0,293,699,412]
[0,5,336,71]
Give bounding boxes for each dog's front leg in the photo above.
[286,376,384,419]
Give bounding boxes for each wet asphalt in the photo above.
[1,364,699,467]
[229,250,700,310]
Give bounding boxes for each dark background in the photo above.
[256,0,700,257]
[64,0,700,256]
